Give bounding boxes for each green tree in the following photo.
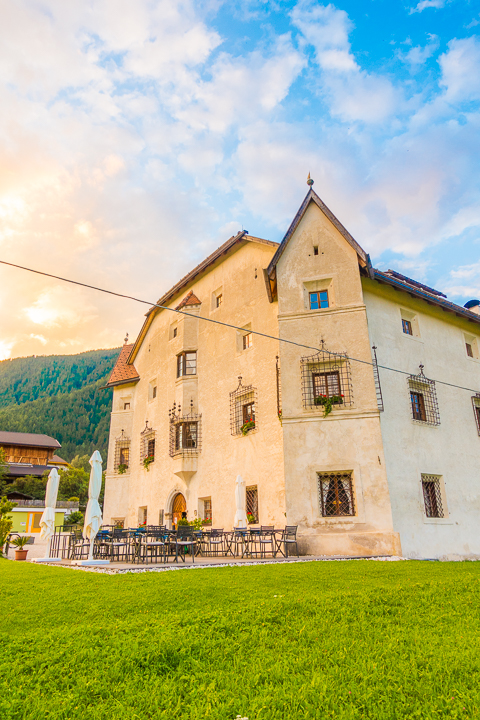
[0,496,16,556]
[57,467,90,505]
[6,474,47,500]
[70,454,91,473]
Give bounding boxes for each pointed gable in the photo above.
[175,290,202,310]
[265,188,370,301]
[104,344,140,388]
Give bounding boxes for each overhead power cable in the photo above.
[0,258,479,395]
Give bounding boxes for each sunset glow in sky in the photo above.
[0,0,479,359]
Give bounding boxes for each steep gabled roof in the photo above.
[175,290,202,310]
[128,231,278,364]
[0,431,61,449]
[267,187,368,280]
[104,344,140,388]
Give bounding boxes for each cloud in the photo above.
[439,37,480,102]
[410,0,445,14]
[398,35,439,68]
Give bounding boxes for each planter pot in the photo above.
[15,549,28,561]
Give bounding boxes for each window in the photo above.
[177,351,197,377]
[472,396,480,435]
[402,319,413,335]
[216,294,223,308]
[114,430,131,472]
[408,367,440,425]
[138,507,147,526]
[309,290,329,310]
[158,509,165,526]
[173,327,177,338]
[313,246,319,256]
[421,475,444,518]
[312,371,342,402]
[140,422,155,464]
[400,310,419,338]
[230,378,258,435]
[147,438,155,458]
[243,332,253,350]
[203,498,212,524]
[175,422,198,450]
[318,473,355,517]
[410,392,426,422]
[301,343,353,411]
[246,486,258,523]
[123,402,130,410]
[466,343,473,357]
[212,287,223,311]
[464,334,479,359]
[152,386,157,399]
[148,380,157,401]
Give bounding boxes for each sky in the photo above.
[0,0,479,360]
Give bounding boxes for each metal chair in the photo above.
[204,528,226,557]
[136,530,172,564]
[258,526,276,558]
[232,527,249,557]
[280,526,298,557]
[174,526,197,563]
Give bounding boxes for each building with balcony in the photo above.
[103,184,480,559]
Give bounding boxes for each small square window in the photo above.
[402,319,413,335]
[216,294,223,308]
[243,332,253,350]
[309,291,329,310]
[123,402,130,410]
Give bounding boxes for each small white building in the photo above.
[103,185,480,559]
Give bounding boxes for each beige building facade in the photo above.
[103,186,480,559]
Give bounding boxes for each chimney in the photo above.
[464,300,480,316]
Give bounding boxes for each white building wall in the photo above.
[363,279,480,559]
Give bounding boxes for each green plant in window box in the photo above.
[240,420,255,436]
[247,512,257,524]
[314,394,344,418]
[117,463,128,475]
[143,455,154,471]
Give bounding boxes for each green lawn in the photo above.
[1,560,479,720]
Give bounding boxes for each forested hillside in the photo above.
[0,348,119,408]
[0,349,120,461]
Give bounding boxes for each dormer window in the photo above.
[309,290,329,310]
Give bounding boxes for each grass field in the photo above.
[1,560,479,720]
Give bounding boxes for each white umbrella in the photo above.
[234,474,248,528]
[39,468,60,559]
[83,450,104,561]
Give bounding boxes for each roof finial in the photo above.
[124,332,129,345]
[307,172,314,187]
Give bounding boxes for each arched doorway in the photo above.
[172,493,186,528]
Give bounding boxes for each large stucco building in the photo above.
[103,185,480,559]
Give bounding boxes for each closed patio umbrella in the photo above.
[83,450,104,562]
[234,474,248,528]
[32,468,61,562]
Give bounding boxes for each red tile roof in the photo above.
[105,344,140,388]
[175,290,201,310]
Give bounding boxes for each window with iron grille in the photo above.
[246,486,258,523]
[472,395,480,435]
[301,342,353,411]
[114,430,131,472]
[408,366,440,426]
[203,498,212,524]
[421,475,444,518]
[177,351,197,377]
[318,472,355,517]
[230,377,258,435]
[140,422,156,463]
[169,401,202,457]
[276,356,282,418]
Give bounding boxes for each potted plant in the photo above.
[10,536,30,561]
[117,463,128,474]
[247,512,256,524]
[314,394,344,418]
[240,420,255,436]
[143,455,154,471]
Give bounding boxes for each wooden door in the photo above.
[172,493,186,528]
[27,513,43,533]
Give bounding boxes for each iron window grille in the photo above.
[318,472,355,517]
[203,498,212,524]
[246,485,258,523]
[276,356,282,418]
[177,351,197,377]
[421,475,444,518]
[114,430,131,472]
[301,341,353,411]
[472,394,480,435]
[169,400,202,457]
[140,421,156,464]
[230,377,258,435]
[372,345,384,412]
[408,366,440,426]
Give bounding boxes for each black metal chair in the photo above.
[280,526,298,557]
[135,530,173,564]
[232,527,249,557]
[258,526,276,558]
[204,528,226,557]
[174,526,197,563]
